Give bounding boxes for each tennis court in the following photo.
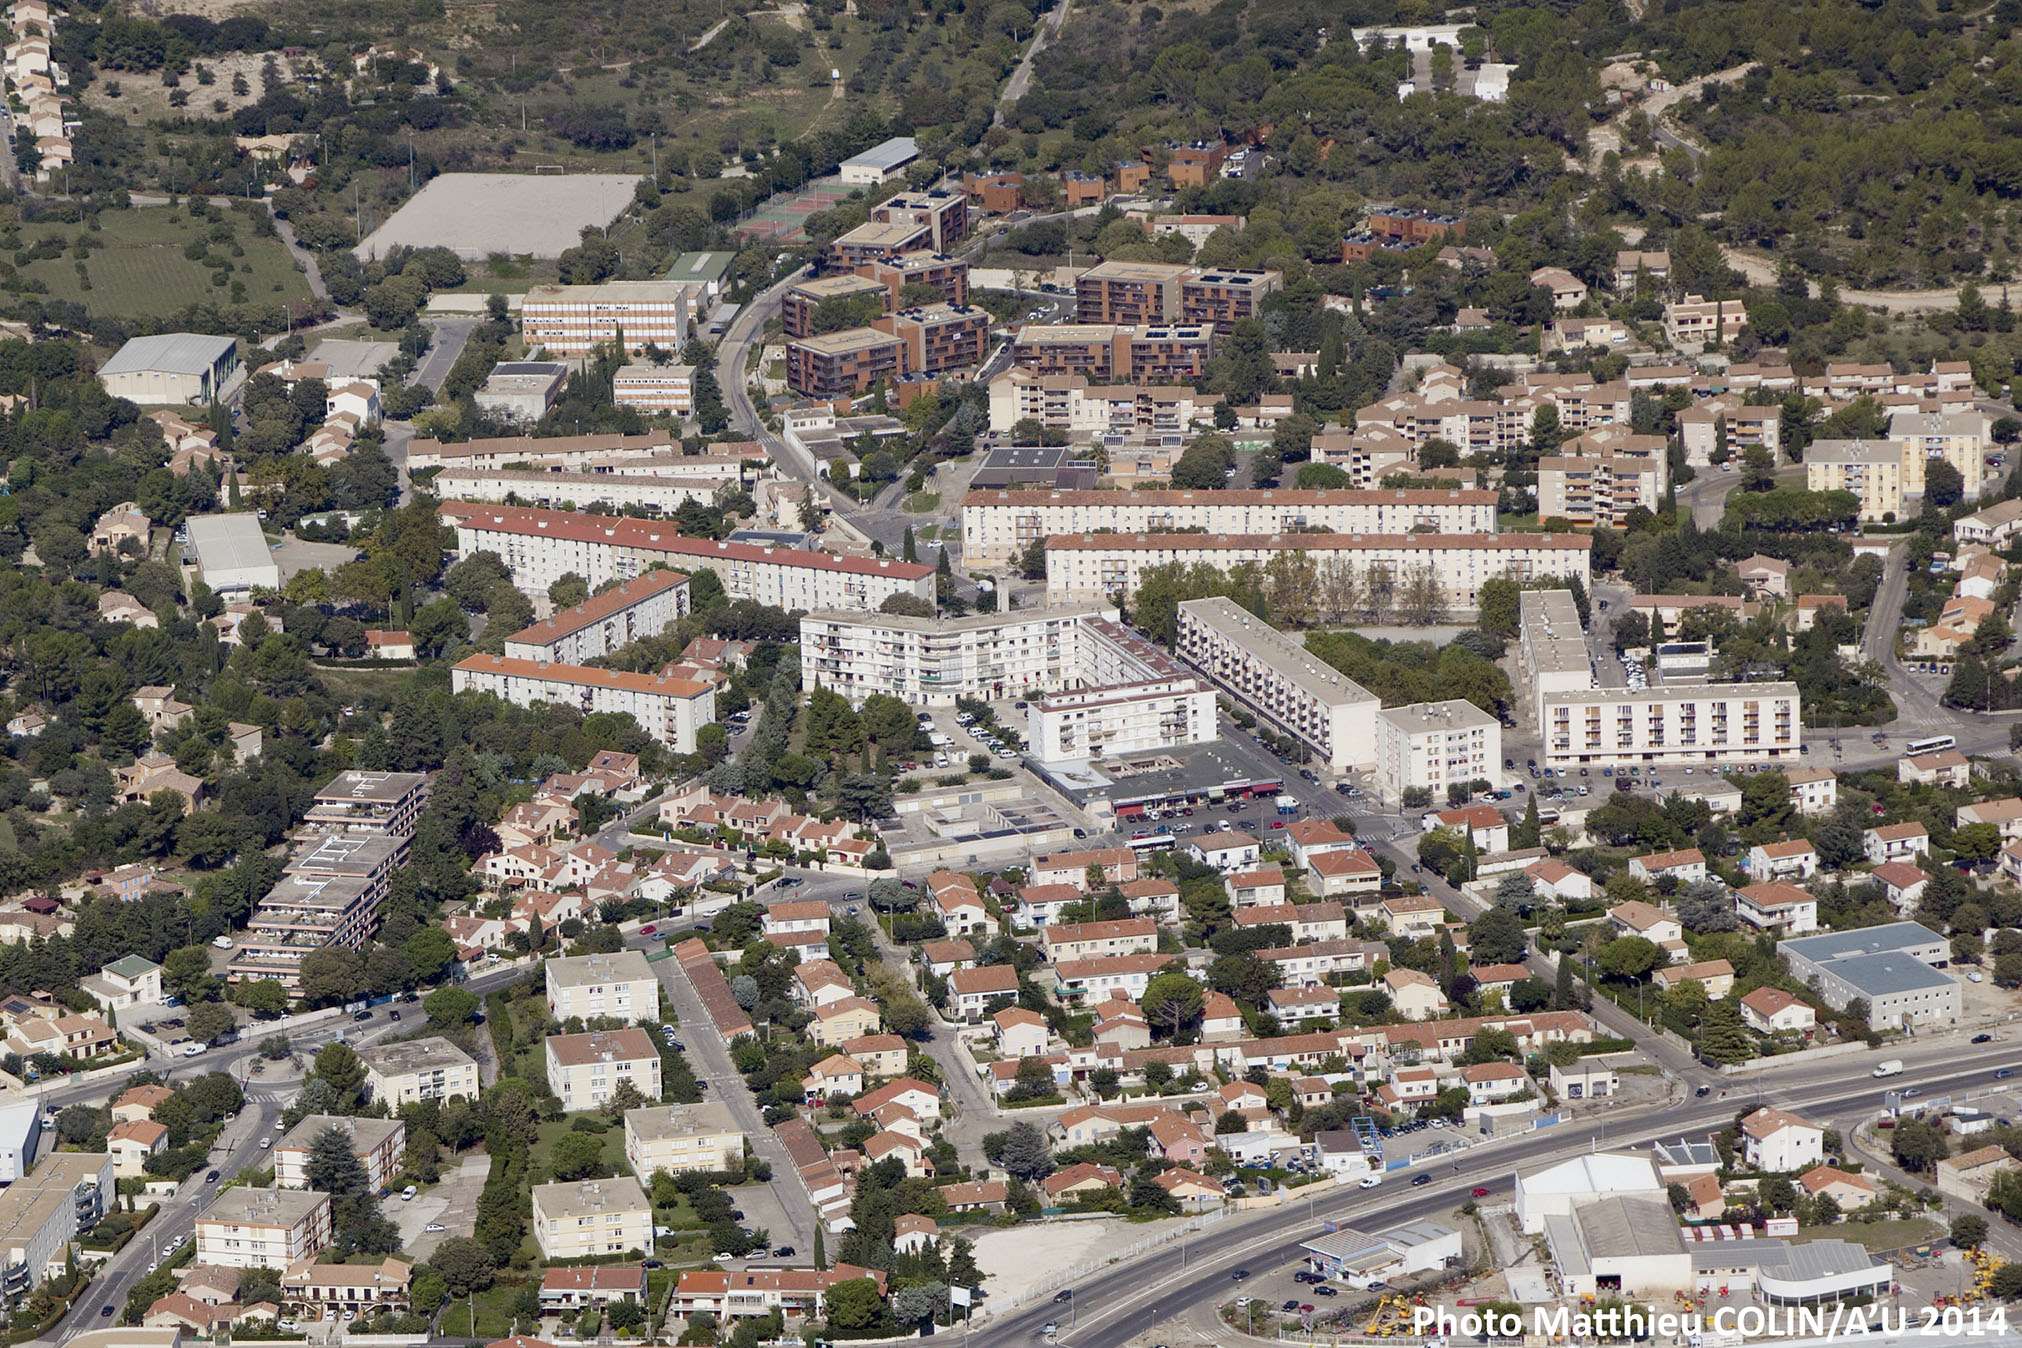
[735,175,855,243]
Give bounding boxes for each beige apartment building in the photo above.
[1537,444,1665,528]
[359,1037,480,1108]
[532,1176,653,1260]
[1542,684,1802,769]
[798,603,1114,705]
[961,487,1499,566]
[522,282,692,357]
[1373,701,1503,803]
[195,1188,334,1269]
[0,1152,113,1296]
[1663,295,1749,349]
[625,1102,745,1180]
[1025,675,1218,764]
[985,367,1218,437]
[546,950,659,1021]
[1174,597,1379,774]
[1044,532,1593,615]
[611,363,695,414]
[1804,441,1905,522]
[273,1116,405,1194]
[302,770,431,838]
[1890,409,1989,500]
[546,1028,664,1112]
[503,570,692,665]
[451,654,715,753]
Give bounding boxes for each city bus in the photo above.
[1905,735,1957,756]
[1126,832,1178,855]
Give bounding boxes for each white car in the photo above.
[424,1223,447,1234]
[712,1252,736,1262]
[1357,1175,1382,1189]
[181,1043,207,1057]
[258,1136,272,1149]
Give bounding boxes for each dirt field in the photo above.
[127,0,269,15]
[972,1217,1140,1306]
[81,50,310,121]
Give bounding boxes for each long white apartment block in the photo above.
[985,367,1220,436]
[800,603,1115,705]
[452,654,715,752]
[1516,589,1594,724]
[962,488,1499,566]
[1026,675,1218,763]
[1542,683,1802,769]
[409,431,757,475]
[522,282,692,357]
[432,468,739,515]
[1044,532,1593,615]
[504,570,691,664]
[1174,597,1378,774]
[1373,700,1503,803]
[440,503,935,612]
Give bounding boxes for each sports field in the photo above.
[8,206,314,321]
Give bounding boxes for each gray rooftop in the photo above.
[1779,921,1946,963]
[532,1175,649,1221]
[1541,681,1800,707]
[1652,1138,1719,1169]
[183,513,273,572]
[274,1113,404,1156]
[546,950,655,990]
[842,137,919,172]
[1520,589,1592,678]
[1378,699,1498,736]
[1575,1196,1685,1258]
[100,333,235,377]
[359,1036,477,1077]
[1819,950,1955,997]
[1691,1237,1884,1282]
[1179,597,1377,709]
[202,1186,330,1228]
[625,1101,740,1143]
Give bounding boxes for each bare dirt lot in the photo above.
[81,50,310,122]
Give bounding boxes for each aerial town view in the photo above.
[9,1,2022,1347]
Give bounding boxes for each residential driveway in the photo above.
[396,1152,490,1258]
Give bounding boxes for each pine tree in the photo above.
[1553,953,1573,1011]
[813,1224,827,1270]
[902,526,917,563]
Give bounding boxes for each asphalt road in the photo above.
[1008,1050,2022,1348]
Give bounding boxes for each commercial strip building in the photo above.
[440,503,936,612]
[359,1037,480,1108]
[451,655,715,752]
[625,1102,744,1180]
[183,513,281,595]
[1009,324,1216,383]
[194,1188,333,1269]
[531,1177,652,1260]
[0,1151,113,1298]
[960,488,1499,567]
[521,282,692,358]
[1540,683,1801,769]
[1374,700,1503,803]
[1174,597,1378,775]
[1776,922,1958,1031]
[503,570,691,664]
[1042,532,1593,614]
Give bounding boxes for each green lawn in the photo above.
[7,206,314,321]
[904,491,941,514]
[532,1116,630,1181]
[454,1285,526,1339]
[1792,1216,1942,1252]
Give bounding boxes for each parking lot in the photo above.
[394,1152,490,1260]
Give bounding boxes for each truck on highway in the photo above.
[1871,1059,1904,1078]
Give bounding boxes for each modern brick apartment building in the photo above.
[1010,323,1216,382]
[857,252,970,308]
[786,327,910,397]
[875,304,990,375]
[781,273,890,340]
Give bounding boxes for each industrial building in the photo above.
[1776,922,1958,1030]
[97,333,240,405]
[183,513,281,595]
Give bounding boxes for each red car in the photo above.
[1270,820,1287,830]
[640,924,657,937]
[1471,1186,1490,1198]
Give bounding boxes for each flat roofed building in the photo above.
[1664,295,1749,349]
[303,771,430,838]
[474,361,569,424]
[1027,675,1217,765]
[183,513,280,595]
[1045,532,1593,613]
[799,603,1116,705]
[503,570,691,665]
[408,432,683,473]
[546,1028,663,1112]
[1517,589,1594,723]
[1009,323,1215,383]
[1538,445,1665,528]
[195,1187,333,1269]
[98,333,239,404]
[273,1116,405,1193]
[1542,683,1800,768]
[785,327,910,399]
[1076,259,1189,325]
[522,282,691,357]
[1776,921,1957,1030]
[610,364,696,415]
[0,1151,113,1296]
[871,188,969,253]
[1179,269,1282,333]
[856,252,970,308]
[782,273,891,340]
[546,950,657,1021]
[1175,597,1378,774]
[625,1102,743,1180]
[1805,440,1904,522]
[359,1036,480,1108]
[531,1176,652,1259]
[875,304,989,375]
[986,367,1217,437]
[452,654,714,752]
[961,487,1498,567]
[1375,700,1503,804]
[440,503,936,614]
